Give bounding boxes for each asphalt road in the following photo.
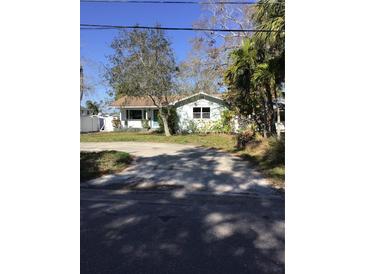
[81,189,284,274]
[81,142,284,273]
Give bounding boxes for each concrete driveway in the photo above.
[80,142,279,197]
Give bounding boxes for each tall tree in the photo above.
[85,100,100,115]
[253,0,285,85]
[177,1,254,94]
[105,27,178,136]
[80,65,84,102]
[80,62,95,103]
[224,0,285,136]
[177,37,225,94]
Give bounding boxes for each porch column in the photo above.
[120,111,122,128]
[150,108,155,128]
[277,107,281,139]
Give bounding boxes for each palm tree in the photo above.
[224,0,285,137]
[253,0,285,44]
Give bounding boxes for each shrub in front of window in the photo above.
[112,118,121,129]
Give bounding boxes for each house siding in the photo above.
[176,98,226,131]
[113,93,227,131]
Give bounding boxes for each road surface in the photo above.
[80,142,279,197]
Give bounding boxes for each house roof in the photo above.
[111,92,224,108]
[111,96,158,108]
[172,92,224,106]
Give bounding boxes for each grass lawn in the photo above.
[80,150,132,182]
[80,132,237,151]
[238,137,285,189]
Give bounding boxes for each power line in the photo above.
[80,0,284,5]
[80,23,282,32]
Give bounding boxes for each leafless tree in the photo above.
[177,1,254,94]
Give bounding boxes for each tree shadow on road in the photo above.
[82,147,281,197]
[81,147,285,274]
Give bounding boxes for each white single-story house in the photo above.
[110,92,227,131]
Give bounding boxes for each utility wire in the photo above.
[80,0,284,5]
[80,23,282,32]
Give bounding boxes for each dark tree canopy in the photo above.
[224,0,285,136]
[106,28,177,104]
[105,27,178,135]
[85,100,100,115]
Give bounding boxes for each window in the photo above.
[127,109,142,120]
[193,107,201,119]
[153,110,159,122]
[202,107,210,119]
[193,107,210,119]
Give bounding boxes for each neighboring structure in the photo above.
[80,115,100,133]
[80,106,100,133]
[110,92,227,132]
[80,106,92,116]
[274,97,285,138]
[99,115,120,132]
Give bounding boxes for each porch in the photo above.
[120,108,160,129]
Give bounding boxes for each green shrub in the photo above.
[157,107,179,134]
[236,128,255,149]
[185,120,199,133]
[263,137,285,166]
[210,119,232,133]
[209,109,235,133]
[112,118,121,128]
[142,119,151,130]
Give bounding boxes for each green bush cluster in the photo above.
[141,119,150,130]
[157,107,179,134]
[236,128,256,149]
[178,109,236,134]
[210,110,235,133]
[112,118,121,129]
[263,137,285,166]
[185,120,199,133]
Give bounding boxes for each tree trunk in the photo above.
[161,113,171,137]
[80,65,84,102]
[265,84,275,135]
[260,95,269,138]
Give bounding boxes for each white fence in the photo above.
[80,116,100,133]
[101,116,117,132]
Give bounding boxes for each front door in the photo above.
[152,109,159,128]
